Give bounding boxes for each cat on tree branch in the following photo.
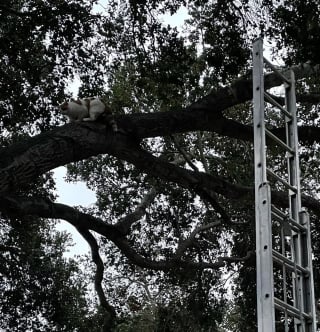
[1,62,320,329]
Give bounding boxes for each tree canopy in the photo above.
[1,0,320,331]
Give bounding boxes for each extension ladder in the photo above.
[252,39,317,332]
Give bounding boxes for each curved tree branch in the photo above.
[0,194,262,272]
[174,221,221,260]
[116,187,158,235]
[0,62,319,248]
[77,228,116,331]
[171,135,198,172]
[0,63,319,197]
[0,5,33,17]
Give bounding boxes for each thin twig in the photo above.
[175,221,221,259]
[171,135,198,172]
[196,132,209,173]
[116,187,158,235]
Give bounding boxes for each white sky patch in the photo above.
[54,166,96,256]
[160,6,189,28]
[65,75,81,97]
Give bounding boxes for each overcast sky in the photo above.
[54,166,96,256]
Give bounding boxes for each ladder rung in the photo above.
[263,57,291,85]
[267,168,298,193]
[274,297,313,321]
[271,206,307,233]
[264,92,293,119]
[271,211,300,233]
[272,249,310,275]
[265,129,294,153]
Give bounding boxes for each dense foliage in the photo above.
[0,0,320,331]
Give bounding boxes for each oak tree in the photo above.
[1,0,320,331]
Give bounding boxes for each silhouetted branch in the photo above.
[78,228,116,332]
[174,221,221,259]
[0,195,267,272]
[116,187,158,235]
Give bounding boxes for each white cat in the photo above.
[60,97,118,132]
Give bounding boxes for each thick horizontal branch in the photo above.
[118,62,320,139]
[0,194,258,271]
[0,62,319,196]
[0,124,131,194]
[112,144,320,215]
[0,121,252,199]
[297,93,320,104]
[1,126,320,216]
[216,117,320,145]
[0,5,33,17]
[270,92,320,105]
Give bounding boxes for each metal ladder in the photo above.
[252,39,317,332]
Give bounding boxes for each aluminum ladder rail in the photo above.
[253,39,317,332]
